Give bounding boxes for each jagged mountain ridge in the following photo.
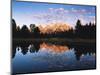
[38,22,72,34]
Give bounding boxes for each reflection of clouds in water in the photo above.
[31,47,75,62]
[30,48,78,69]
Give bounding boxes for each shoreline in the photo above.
[13,38,96,44]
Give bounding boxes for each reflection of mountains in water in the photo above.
[12,40,96,61]
[40,42,70,53]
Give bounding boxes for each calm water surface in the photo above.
[12,41,96,74]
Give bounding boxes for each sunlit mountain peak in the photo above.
[38,22,72,34]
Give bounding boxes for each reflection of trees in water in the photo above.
[20,43,29,55]
[12,41,41,58]
[12,41,96,61]
[29,42,40,53]
[12,42,16,58]
[74,44,96,61]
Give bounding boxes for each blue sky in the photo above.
[12,0,96,28]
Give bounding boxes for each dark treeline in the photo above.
[12,19,96,39]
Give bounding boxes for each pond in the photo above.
[12,41,96,74]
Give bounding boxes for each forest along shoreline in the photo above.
[12,18,96,45]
